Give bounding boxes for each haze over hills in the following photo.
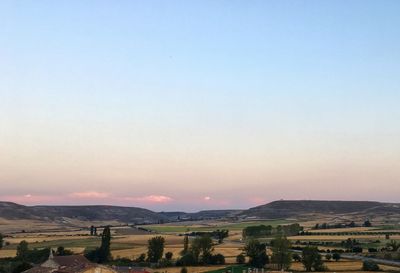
[1,200,400,227]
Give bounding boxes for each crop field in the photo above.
[1,221,400,272]
[140,220,293,233]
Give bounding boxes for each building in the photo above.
[23,251,119,273]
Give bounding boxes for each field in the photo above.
[1,220,400,272]
[141,220,293,233]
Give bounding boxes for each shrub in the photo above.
[210,254,225,265]
[325,254,332,261]
[363,260,380,271]
[292,253,301,262]
[12,262,32,273]
[236,254,246,264]
[176,253,196,266]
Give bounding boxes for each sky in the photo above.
[1,1,400,211]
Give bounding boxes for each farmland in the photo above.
[1,219,400,273]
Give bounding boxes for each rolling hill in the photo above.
[1,200,400,229]
[0,202,165,224]
[241,200,400,219]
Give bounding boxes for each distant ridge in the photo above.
[0,202,165,223]
[0,202,241,224]
[1,200,400,225]
[241,200,400,219]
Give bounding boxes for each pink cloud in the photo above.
[69,191,110,199]
[249,196,268,206]
[0,194,59,205]
[125,195,173,203]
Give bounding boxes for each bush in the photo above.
[176,253,196,266]
[210,254,225,265]
[12,262,32,273]
[109,257,133,266]
[325,254,332,261]
[236,254,246,264]
[180,267,188,273]
[363,260,380,271]
[332,252,341,262]
[292,253,301,262]
[165,252,173,260]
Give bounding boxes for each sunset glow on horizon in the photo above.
[1,1,400,211]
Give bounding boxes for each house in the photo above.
[23,251,119,273]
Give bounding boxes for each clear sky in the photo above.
[1,1,400,211]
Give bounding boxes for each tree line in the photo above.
[242,223,303,238]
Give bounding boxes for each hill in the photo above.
[0,202,240,227]
[241,200,400,219]
[0,202,166,224]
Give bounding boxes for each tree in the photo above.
[190,235,214,264]
[11,262,32,273]
[147,236,165,263]
[244,239,269,268]
[271,234,292,270]
[363,260,380,271]
[56,246,73,256]
[243,225,272,238]
[98,226,112,263]
[90,226,96,236]
[236,254,246,264]
[302,247,324,272]
[325,254,332,261]
[181,235,189,255]
[332,252,341,262]
[16,241,29,261]
[364,220,372,227]
[135,253,146,263]
[176,252,196,266]
[293,253,301,262]
[387,240,400,252]
[0,233,3,249]
[165,252,173,260]
[215,230,229,244]
[210,254,225,265]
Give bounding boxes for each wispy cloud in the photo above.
[125,195,173,203]
[249,196,268,206]
[0,194,59,204]
[69,191,110,199]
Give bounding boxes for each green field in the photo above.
[141,220,292,233]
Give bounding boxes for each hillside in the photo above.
[0,202,166,224]
[241,200,400,219]
[2,200,400,228]
[0,202,240,226]
[158,209,242,221]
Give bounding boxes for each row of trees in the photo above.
[185,230,229,243]
[84,227,226,267]
[243,223,303,238]
[177,235,225,266]
[241,234,345,271]
[313,220,372,230]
